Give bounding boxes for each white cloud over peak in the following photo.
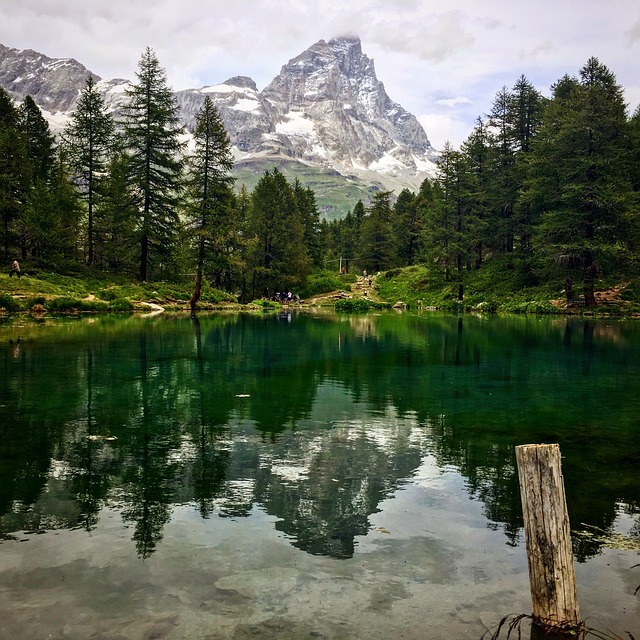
[1,0,639,147]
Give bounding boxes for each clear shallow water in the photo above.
[0,311,638,639]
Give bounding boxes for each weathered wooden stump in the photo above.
[515,444,582,635]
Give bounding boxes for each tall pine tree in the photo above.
[0,87,29,261]
[529,59,633,305]
[358,191,397,273]
[184,96,235,310]
[63,75,115,266]
[123,47,184,281]
[248,168,311,298]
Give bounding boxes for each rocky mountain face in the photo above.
[0,37,438,213]
[0,43,98,112]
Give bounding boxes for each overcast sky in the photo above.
[1,0,639,148]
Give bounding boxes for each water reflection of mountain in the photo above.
[0,313,638,560]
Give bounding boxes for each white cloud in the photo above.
[417,113,470,149]
[1,0,639,146]
[435,97,472,108]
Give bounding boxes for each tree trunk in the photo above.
[564,278,574,302]
[515,444,582,634]
[190,236,205,311]
[190,268,202,312]
[139,233,148,282]
[583,251,597,307]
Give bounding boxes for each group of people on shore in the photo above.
[270,290,300,304]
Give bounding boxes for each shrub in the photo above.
[251,299,281,310]
[45,297,109,312]
[0,293,21,312]
[108,298,134,312]
[97,288,119,301]
[335,298,388,312]
[299,271,354,298]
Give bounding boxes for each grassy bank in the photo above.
[0,270,237,313]
[2,262,639,316]
[374,259,640,316]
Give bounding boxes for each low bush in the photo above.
[335,298,388,312]
[107,298,134,312]
[0,293,21,312]
[45,297,109,313]
[299,271,355,298]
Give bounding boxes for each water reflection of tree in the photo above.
[120,332,176,557]
[1,313,638,561]
[319,314,640,555]
[0,338,84,534]
[189,315,231,518]
[255,424,425,558]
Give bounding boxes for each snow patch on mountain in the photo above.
[0,36,440,199]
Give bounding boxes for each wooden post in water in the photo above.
[515,444,582,635]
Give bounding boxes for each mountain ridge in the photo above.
[0,37,438,216]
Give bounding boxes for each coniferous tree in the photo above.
[485,86,518,257]
[358,191,397,273]
[529,59,634,305]
[460,119,490,269]
[20,148,82,264]
[98,151,138,273]
[395,187,423,266]
[342,199,365,273]
[16,96,57,260]
[229,184,252,299]
[19,95,55,186]
[184,96,235,310]
[123,47,184,281]
[0,87,29,260]
[426,143,480,299]
[63,75,115,266]
[510,76,545,260]
[248,168,311,298]
[293,179,323,270]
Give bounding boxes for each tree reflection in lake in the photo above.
[0,312,638,564]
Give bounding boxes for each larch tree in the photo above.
[63,75,115,266]
[426,142,480,300]
[19,95,55,186]
[123,47,184,281]
[248,168,311,298]
[358,190,397,273]
[98,150,139,274]
[292,179,322,270]
[0,87,29,261]
[394,187,421,267]
[184,96,235,311]
[530,59,633,305]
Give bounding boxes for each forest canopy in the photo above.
[1,51,639,308]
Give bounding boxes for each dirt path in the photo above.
[304,275,382,306]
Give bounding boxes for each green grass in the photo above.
[374,258,640,315]
[335,298,389,312]
[298,271,356,298]
[0,270,236,313]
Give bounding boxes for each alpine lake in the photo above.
[0,309,638,640]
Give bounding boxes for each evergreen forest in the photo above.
[2,49,640,312]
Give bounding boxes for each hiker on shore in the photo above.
[9,260,21,278]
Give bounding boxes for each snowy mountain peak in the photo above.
[0,37,438,208]
[223,76,258,91]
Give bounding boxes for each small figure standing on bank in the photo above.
[9,260,21,278]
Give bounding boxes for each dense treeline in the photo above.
[1,50,639,306]
[0,48,322,303]
[326,58,640,306]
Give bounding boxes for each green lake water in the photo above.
[0,310,638,639]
